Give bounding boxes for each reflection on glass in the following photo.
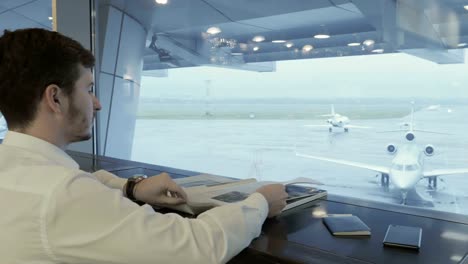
[0,113,7,140]
[112,1,468,217]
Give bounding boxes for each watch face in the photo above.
[130,174,147,180]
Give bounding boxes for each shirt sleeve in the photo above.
[44,173,268,264]
[91,169,127,190]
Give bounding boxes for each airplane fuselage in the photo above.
[388,143,424,192]
[328,114,350,128]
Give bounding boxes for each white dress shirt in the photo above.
[0,131,268,264]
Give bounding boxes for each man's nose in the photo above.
[93,95,102,111]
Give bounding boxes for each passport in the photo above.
[323,214,371,236]
[383,225,422,250]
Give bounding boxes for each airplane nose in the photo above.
[390,170,419,190]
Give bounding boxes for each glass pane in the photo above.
[103,0,468,216]
[0,113,6,140]
[0,0,53,141]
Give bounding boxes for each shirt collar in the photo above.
[2,131,79,169]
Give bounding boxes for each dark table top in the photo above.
[68,151,468,264]
[240,199,468,264]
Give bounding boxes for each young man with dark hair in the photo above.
[0,28,287,263]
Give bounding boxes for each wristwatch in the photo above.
[125,174,147,201]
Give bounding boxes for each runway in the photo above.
[132,104,468,216]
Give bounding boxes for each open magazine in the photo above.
[166,174,327,215]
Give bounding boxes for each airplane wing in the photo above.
[413,129,450,135]
[423,168,468,178]
[377,129,448,134]
[304,125,329,127]
[296,152,390,174]
[377,129,406,133]
[345,125,371,129]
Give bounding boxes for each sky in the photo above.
[140,51,468,100]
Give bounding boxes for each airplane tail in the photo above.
[378,101,449,136]
[318,104,336,117]
[409,101,414,131]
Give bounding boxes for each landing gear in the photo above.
[344,127,349,132]
[401,191,408,205]
[381,173,390,187]
[328,127,332,133]
[428,176,438,189]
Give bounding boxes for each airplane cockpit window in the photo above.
[392,164,419,172]
[405,164,419,171]
[95,0,468,218]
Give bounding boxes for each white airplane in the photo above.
[385,103,447,141]
[297,107,468,204]
[304,105,369,133]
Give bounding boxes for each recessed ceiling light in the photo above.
[302,45,314,52]
[314,34,330,39]
[48,16,53,20]
[231,52,243,56]
[371,49,384,53]
[285,42,294,48]
[155,0,168,4]
[347,42,360,46]
[464,5,468,10]
[272,40,286,43]
[252,36,265,42]
[363,39,375,46]
[253,46,260,51]
[206,27,221,35]
[457,43,467,47]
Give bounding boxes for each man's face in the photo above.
[64,65,101,143]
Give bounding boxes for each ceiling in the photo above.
[2,0,468,73]
[0,0,52,32]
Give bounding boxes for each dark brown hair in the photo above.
[0,28,95,130]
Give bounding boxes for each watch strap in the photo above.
[125,175,146,201]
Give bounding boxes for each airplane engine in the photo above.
[424,145,435,156]
[386,144,397,154]
[405,132,415,141]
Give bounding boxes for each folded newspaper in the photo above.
[166,174,327,215]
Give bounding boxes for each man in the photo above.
[0,28,288,263]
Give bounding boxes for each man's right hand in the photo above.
[133,173,187,206]
[255,184,288,218]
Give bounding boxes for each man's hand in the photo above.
[133,173,187,206]
[255,184,288,218]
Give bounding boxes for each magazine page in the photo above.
[175,174,257,194]
[199,179,326,211]
[168,174,258,214]
[168,175,326,215]
[283,183,327,211]
[199,181,268,206]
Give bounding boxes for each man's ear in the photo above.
[43,84,65,113]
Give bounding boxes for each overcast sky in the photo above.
[140,52,468,100]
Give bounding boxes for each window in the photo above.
[0,113,6,140]
[99,0,468,217]
[0,0,53,141]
